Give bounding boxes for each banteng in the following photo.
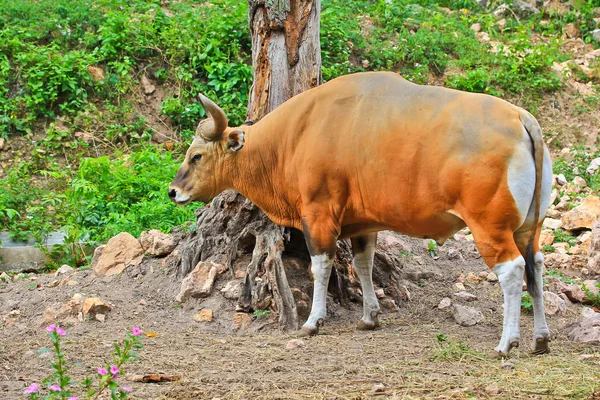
[169,72,553,357]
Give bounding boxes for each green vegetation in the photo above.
[521,292,534,312]
[431,333,486,361]
[0,0,599,268]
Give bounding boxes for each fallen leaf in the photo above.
[146,332,158,337]
[128,374,180,383]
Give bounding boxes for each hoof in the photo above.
[295,325,319,338]
[491,341,519,358]
[357,319,380,331]
[488,350,509,359]
[530,336,551,356]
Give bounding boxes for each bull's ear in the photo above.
[227,129,245,152]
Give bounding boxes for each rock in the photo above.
[361,59,369,69]
[492,3,510,18]
[220,280,242,300]
[72,293,84,302]
[561,283,586,303]
[161,248,181,270]
[569,245,587,255]
[485,383,502,395]
[438,297,452,310]
[232,313,252,331]
[470,23,481,32]
[487,272,498,282]
[42,307,58,325]
[372,383,386,393]
[512,0,540,18]
[82,297,111,319]
[553,242,570,255]
[454,282,466,291]
[140,75,156,95]
[539,230,554,247]
[139,230,177,257]
[583,280,599,297]
[55,265,74,276]
[557,174,568,186]
[0,272,10,282]
[543,218,562,230]
[581,307,598,319]
[555,195,571,211]
[375,288,385,299]
[285,339,305,350]
[592,29,600,43]
[92,233,144,276]
[544,253,571,268]
[452,305,484,327]
[543,291,566,315]
[587,157,600,174]
[377,232,411,254]
[587,220,600,275]
[561,195,600,231]
[453,291,478,302]
[496,18,506,28]
[566,313,600,345]
[193,309,213,322]
[176,262,222,303]
[465,272,481,283]
[87,66,105,81]
[564,23,580,39]
[501,361,515,370]
[0,138,6,151]
[380,298,398,311]
[95,313,106,323]
[573,176,587,188]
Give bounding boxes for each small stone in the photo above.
[539,230,555,247]
[140,74,156,95]
[501,361,515,370]
[361,59,369,69]
[452,305,484,326]
[87,65,105,81]
[372,383,385,393]
[562,196,600,231]
[55,265,74,276]
[139,299,146,305]
[454,282,466,291]
[543,218,562,230]
[587,157,600,174]
[573,176,587,188]
[485,383,502,395]
[139,229,177,257]
[380,298,398,311]
[72,293,84,302]
[453,291,478,302]
[561,283,586,303]
[581,307,598,319]
[554,242,570,255]
[375,288,385,299]
[544,253,571,269]
[566,312,600,345]
[220,280,243,300]
[232,313,252,331]
[95,313,106,323]
[285,339,305,350]
[583,280,599,297]
[487,272,499,282]
[438,297,452,310]
[193,309,213,322]
[42,307,58,325]
[176,261,222,303]
[557,174,568,186]
[543,291,567,315]
[0,272,10,282]
[66,280,78,286]
[564,23,581,39]
[587,220,600,275]
[0,138,6,151]
[92,233,144,276]
[82,297,111,319]
[470,23,481,32]
[465,272,481,283]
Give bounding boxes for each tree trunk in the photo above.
[247,0,321,121]
[179,1,403,331]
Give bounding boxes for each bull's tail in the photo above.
[520,110,545,296]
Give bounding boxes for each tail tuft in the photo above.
[525,241,537,296]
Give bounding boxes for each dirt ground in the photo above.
[1,235,599,400]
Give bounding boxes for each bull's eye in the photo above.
[191,154,202,163]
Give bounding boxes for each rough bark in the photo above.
[247,0,322,121]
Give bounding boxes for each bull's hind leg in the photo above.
[351,233,381,330]
[466,220,525,357]
[515,228,550,355]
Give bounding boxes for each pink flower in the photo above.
[121,386,132,393]
[67,397,79,400]
[24,383,39,394]
[98,367,108,376]
[56,326,66,336]
[49,384,61,392]
[110,365,119,378]
[46,324,56,333]
[131,326,142,336]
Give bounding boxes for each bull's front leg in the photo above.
[296,216,339,337]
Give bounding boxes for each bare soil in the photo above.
[1,236,599,400]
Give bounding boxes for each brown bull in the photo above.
[169,72,553,357]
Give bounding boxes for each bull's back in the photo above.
[267,72,526,238]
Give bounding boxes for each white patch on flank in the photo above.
[353,236,380,325]
[494,256,525,355]
[446,209,464,221]
[303,254,333,329]
[538,146,553,219]
[507,138,536,228]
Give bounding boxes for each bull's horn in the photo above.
[196,93,228,141]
